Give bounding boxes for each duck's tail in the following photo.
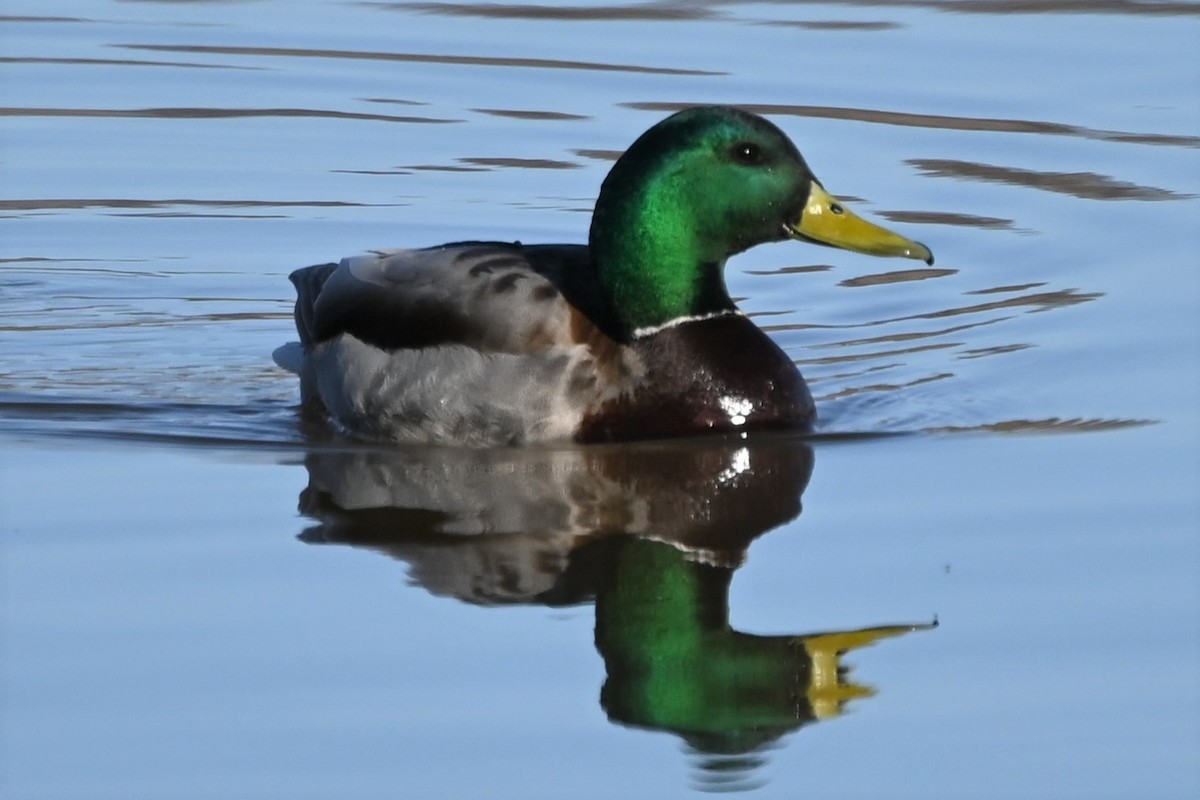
[271,342,306,374]
[287,262,339,349]
[274,262,339,410]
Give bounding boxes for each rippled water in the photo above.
[2,2,1198,798]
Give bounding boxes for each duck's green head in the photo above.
[590,106,933,338]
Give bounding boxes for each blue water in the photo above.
[2,2,1198,798]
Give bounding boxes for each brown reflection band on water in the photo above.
[0,15,86,23]
[958,343,1033,359]
[967,282,1045,295]
[382,156,586,172]
[816,371,954,400]
[759,282,1100,388]
[745,264,834,276]
[878,210,1016,230]
[810,318,1004,349]
[800,341,959,366]
[471,108,590,121]
[928,416,1156,433]
[895,287,1103,321]
[2,310,293,334]
[116,44,725,76]
[385,165,489,173]
[391,2,718,20]
[0,106,459,124]
[458,156,583,169]
[839,267,958,287]
[0,56,259,70]
[0,198,372,211]
[625,102,1200,149]
[744,0,1200,16]
[571,148,623,162]
[908,159,1192,201]
[360,0,1200,18]
[762,19,902,30]
[361,97,426,106]
[768,281,1103,391]
[764,287,1102,335]
[0,259,167,272]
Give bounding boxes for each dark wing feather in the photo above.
[288,262,338,349]
[288,242,612,354]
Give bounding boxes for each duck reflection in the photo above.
[295,435,932,791]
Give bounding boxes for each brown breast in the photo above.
[576,314,815,443]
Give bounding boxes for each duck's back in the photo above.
[289,242,606,354]
[276,243,633,445]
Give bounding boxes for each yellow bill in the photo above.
[786,182,934,265]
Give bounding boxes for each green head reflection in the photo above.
[586,536,933,778]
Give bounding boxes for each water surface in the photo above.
[2,2,1198,798]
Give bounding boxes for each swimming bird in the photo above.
[274,106,932,446]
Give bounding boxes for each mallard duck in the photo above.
[274,106,932,445]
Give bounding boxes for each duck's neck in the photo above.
[589,169,737,340]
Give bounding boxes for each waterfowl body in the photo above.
[275,106,933,446]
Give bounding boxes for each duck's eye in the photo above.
[731,141,763,165]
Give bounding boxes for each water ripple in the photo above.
[626,101,1200,149]
[117,43,724,76]
[0,106,459,124]
[908,159,1193,200]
